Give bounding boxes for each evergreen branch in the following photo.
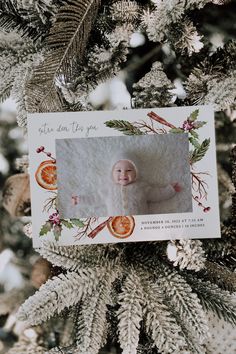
[132,61,174,108]
[172,310,207,354]
[190,138,210,164]
[202,224,236,262]
[117,271,144,354]
[203,260,236,292]
[16,0,57,29]
[105,120,144,135]
[0,9,40,40]
[0,82,12,103]
[157,265,209,344]
[184,275,236,325]
[17,268,107,326]
[144,280,187,354]
[39,241,121,271]
[84,41,129,84]
[142,0,213,43]
[0,1,54,41]
[26,0,101,112]
[76,272,116,354]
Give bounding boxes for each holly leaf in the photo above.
[70,219,85,227]
[189,137,201,149]
[188,109,199,122]
[190,138,210,164]
[169,128,184,133]
[61,220,74,229]
[40,221,52,236]
[189,129,199,139]
[193,121,207,129]
[53,225,62,241]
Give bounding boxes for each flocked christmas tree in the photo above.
[0,0,236,353]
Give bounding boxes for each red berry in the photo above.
[40,146,45,151]
[36,148,41,153]
[203,207,211,212]
[47,152,52,157]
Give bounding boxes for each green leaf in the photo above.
[189,137,201,149]
[193,121,207,129]
[61,220,74,229]
[70,219,85,227]
[53,225,62,241]
[190,138,210,164]
[169,128,184,134]
[188,109,199,122]
[39,221,52,236]
[105,120,144,135]
[189,129,199,139]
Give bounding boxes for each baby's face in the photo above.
[112,160,136,186]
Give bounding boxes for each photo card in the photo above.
[27,106,221,247]
[56,134,192,218]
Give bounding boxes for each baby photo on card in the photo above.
[27,106,221,247]
[56,134,192,218]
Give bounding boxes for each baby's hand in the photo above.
[171,182,182,192]
[71,195,79,205]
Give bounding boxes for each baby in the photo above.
[72,153,181,217]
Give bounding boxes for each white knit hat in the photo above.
[110,151,140,180]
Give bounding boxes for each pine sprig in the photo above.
[202,225,236,262]
[17,268,108,326]
[190,138,210,164]
[117,271,144,354]
[76,272,115,354]
[202,261,236,292]
[0,3,39,40]
[105,120,144,135]
[38,241,121,271]
[156,265,209,344]
[161,303,206,354]
[26,0,101,113]
[0,0,56,40]
[144,280,187,354]
[184,275,236,325]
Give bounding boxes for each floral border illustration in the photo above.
[37,109,211,242]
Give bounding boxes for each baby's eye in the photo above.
[117,169,121,172]
[127,169,132,172]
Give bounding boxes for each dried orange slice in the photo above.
[35,160,57,190]
[107,216,135,239]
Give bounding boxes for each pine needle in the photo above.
[184,275,236,325]
[26,0,101,112]
[117,271,144,354]
[105,120,144,135]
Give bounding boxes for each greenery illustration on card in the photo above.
[26,106,219,247]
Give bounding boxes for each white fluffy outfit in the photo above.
[79,152,176,217]
[105,181,176,216]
